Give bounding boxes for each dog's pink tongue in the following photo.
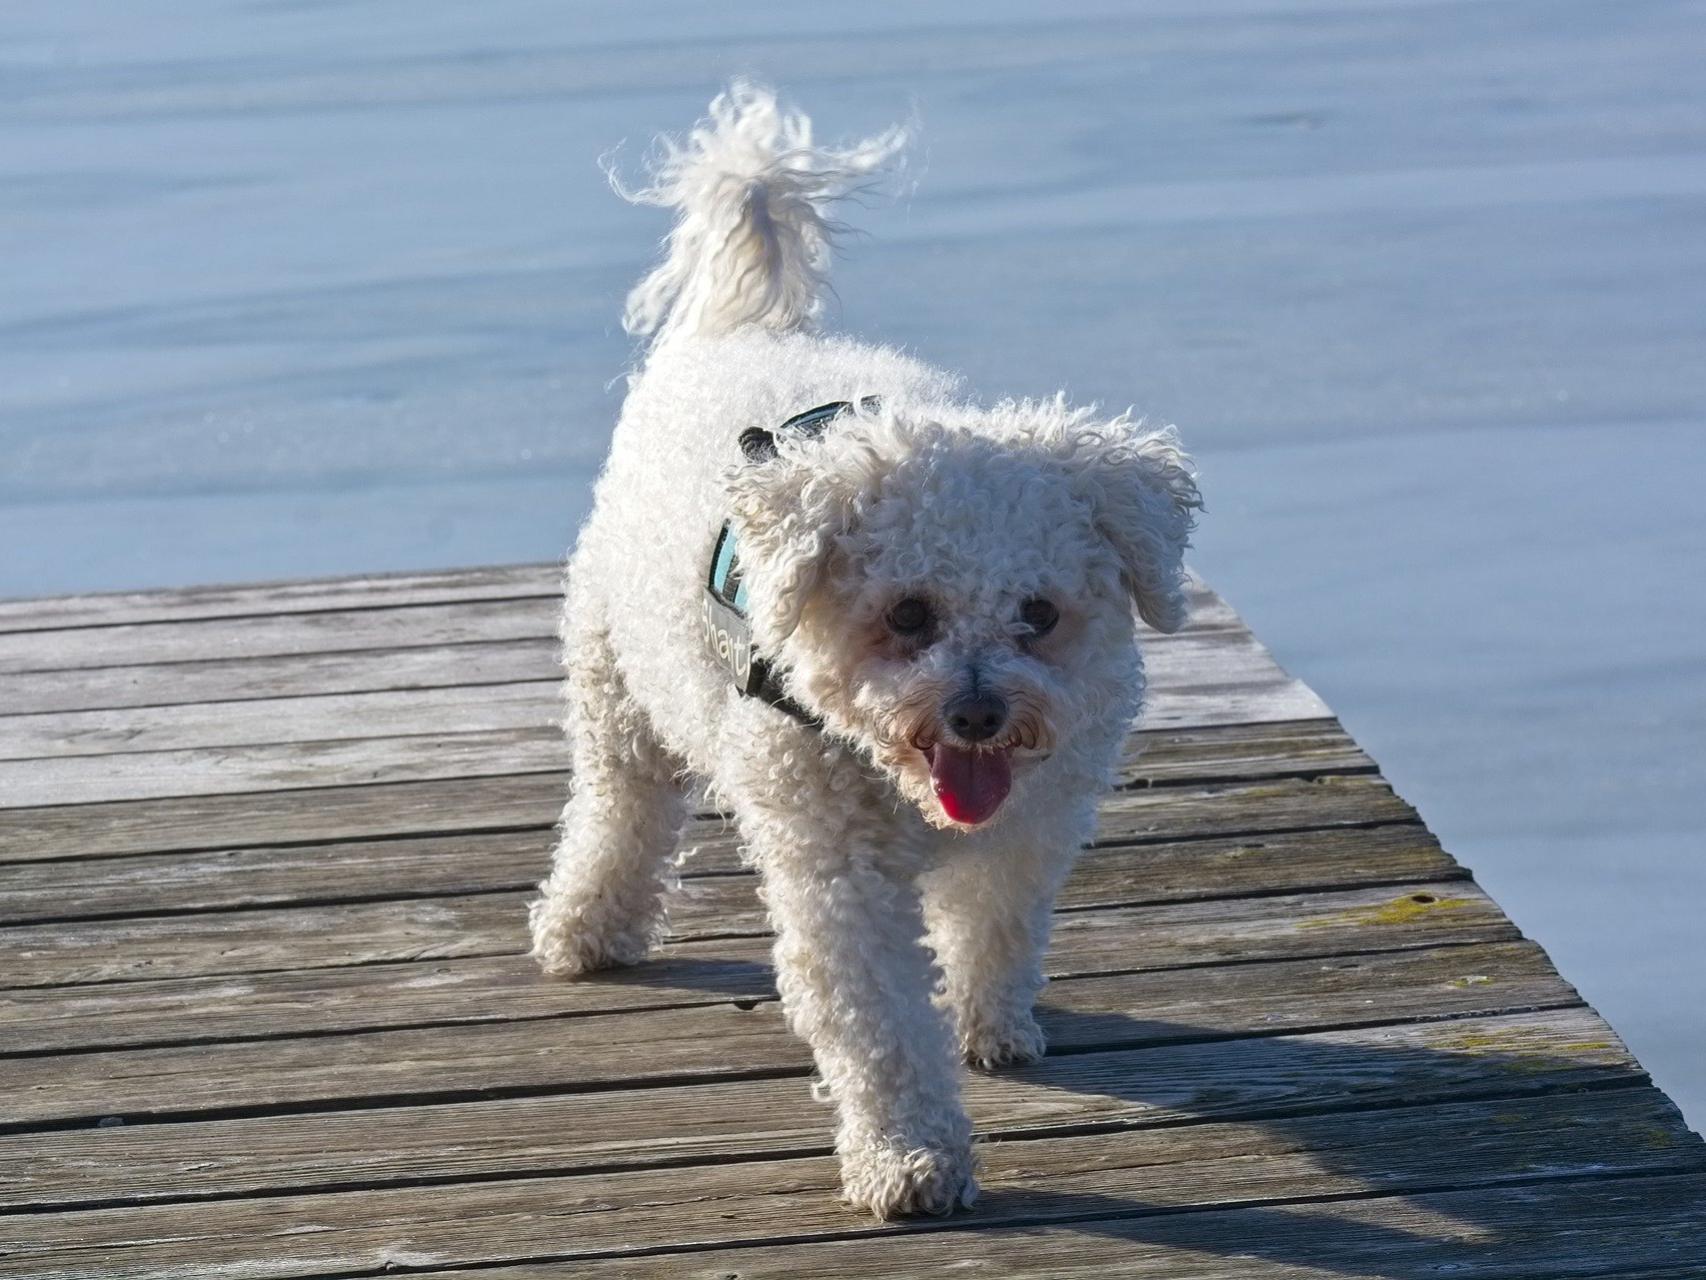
[928,744,1013,825]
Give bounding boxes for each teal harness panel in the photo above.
[708,522,748,612]
[702,522,763,698]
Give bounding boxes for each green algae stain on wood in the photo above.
[1300,891,1479,931]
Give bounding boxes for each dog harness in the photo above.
[702,397,880,727]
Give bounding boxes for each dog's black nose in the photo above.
[944,691,1008,743]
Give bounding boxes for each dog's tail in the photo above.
[614,81,908,346]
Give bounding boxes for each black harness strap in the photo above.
[739,395,882,462]
[705,398,880,730]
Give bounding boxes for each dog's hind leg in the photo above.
[529,612,687,977]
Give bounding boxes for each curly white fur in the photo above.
[615,79,908,345]
[529,83,1199,1220]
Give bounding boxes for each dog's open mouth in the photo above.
[924,743,1013,826]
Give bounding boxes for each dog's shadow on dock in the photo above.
[957,1001,1668,1277]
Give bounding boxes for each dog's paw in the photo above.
[527,899,648,977]
[960,1007,1047,1070]
[839,1140,978,1219]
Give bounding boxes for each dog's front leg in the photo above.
[762,842,975,1217]
[729,749,974,1217]
[926,790,1097,1069]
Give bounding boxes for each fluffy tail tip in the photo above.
[612,81,909,344]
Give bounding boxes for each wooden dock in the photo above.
[1,563,1702,1278]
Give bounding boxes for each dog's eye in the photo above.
[886,597,933,637]
[1020,598,1059,637]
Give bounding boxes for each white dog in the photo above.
[529,83,1199,1219]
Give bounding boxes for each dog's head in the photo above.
[727,398,1199,829]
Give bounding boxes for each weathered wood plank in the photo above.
[0,772,556,860]
[0,897,1528,1124]
[0,813,1428,933]
[1135,674,1328,729]
[0,764,1406,864]
[1117,719,1374,783]
[0,1002,1629,1206]
[0,581,1241,675]
[669,775,1417,878]
[0,868,1480,989]
[0,599,555,675]
[0,681,560,761]
[662,841,1463,941]
[0,726,571,807]
[4,1090,1694,1280]
[0,607,1270,721]
[396,1172,1706,1280]
[0,564,561,633]
[0,639,560,716]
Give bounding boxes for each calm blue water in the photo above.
[3,1,1702,1124]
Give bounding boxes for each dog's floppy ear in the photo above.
[725,447,856,645]
[1068,419,1201,633]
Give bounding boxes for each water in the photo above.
[3,1,1702,1123]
